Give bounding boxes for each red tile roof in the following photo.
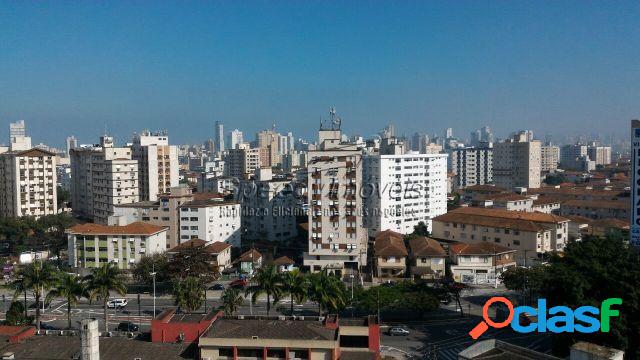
[273,256,295,265]
[450,242,514,256]
[562,199,630,210]
[205,241,232,254]
[67,222,167,236]
[434,208,569,232]
[408,237,446,257]
[374,232,408,257]
[590,218,630,230]
[238,249,262,262]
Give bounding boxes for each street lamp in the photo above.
[150,262,157,318]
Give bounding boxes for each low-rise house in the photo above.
[373,230,407,278]
[198,315,380,360]
[560,199,630,221]
[531,196,562,214]
[273,256,295,273]
[236,249,262,275]
[588,218,630,238]
[407,237,446,280]
[432,207,569,265]
[167,238,232,272]
[67,222,167,269]
[470,193,533,212]
[563,215,591,242]
[449,242,516,285]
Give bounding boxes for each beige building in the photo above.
[540,144,559,172]
[560,199,630,220]
[0,148,57,218]
[225,143,261,179]
[67,221,167,269]
[131,130,179,201]
[493,131,541,190]
[114,186,195,249]
[70,136,139,224]
[407,236,446,280]
[449,242,517,285]
[373,230,407,278]
[256,129,281,167]
[198,315,380,360]
[303,122,367,276]
[432,207,569,265]
[470,193,534,212]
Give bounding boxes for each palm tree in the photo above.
[172,276,206,312]
[219,287,244,315]
[12,261,58,331]
[281,269,307,315]
[245,263,283,316]
[307,272,348,316]
[46,273,87,329]
[85,263,127,332]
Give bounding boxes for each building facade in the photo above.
[131,131,179,201]
[0,148,57,218]
[178,199,241,247]
[448,147,493,190]
[540,144,559,172]
[493,132,541,189]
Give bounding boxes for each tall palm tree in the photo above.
[219,287,244,315]
[172,276,206,312]
[307,272,348,316]
[281,269,307,315]
[245,263,283,316]
[12,261,58,331]
[85,263,127,332]
[46,273,87,329]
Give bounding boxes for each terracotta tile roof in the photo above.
[434,208,568,233]
[193,192,226,201]
[562,199,630,210]
[562,215,593,224]
[273,256,295,265]
[238,249,262,262]
[374,234,408,257]
[205,241,232,254]
[67,222,167,236]
[590,218,630,230]
[374,229,404,241]
[1,148,56,157]
[167,238,207,252]
[178,198,239,208]
[408,237,446,257]
[462,184,507,193]
[450,242,514,256]
[532,196,562,205]
[475,193,530,202]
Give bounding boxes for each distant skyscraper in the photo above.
[9,120,32,151]
[446,127,453,139]
[230,129,243,150]
[66,136,77,157]
[287,132,295,154]
[470,126,493,147]
[215,121,225,152]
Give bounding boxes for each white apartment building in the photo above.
[225,144,261,179]
[303,119,368,276]
[540,145,559,172]
[493,131,541,190]
[70,136,139,224]
[9,120,32,151]
[587,145,612,166]
[0,148,57,218]
[131,130,179,201]
[363,150,448,236]
[448,147,493,190]
[432,207,569,265]
[229,129,244,150]
[240,168,298,242]
[67,221,167,270]
[178,199,241,247]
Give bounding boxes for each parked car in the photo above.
[39,323,59,331]
[107,298,128,309]
[116,322,139,332]
[229,279,248,288]
[209,283,225,291]
[388,327,410,336]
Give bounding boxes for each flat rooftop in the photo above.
[204,317,337,341]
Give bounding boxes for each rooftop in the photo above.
[434,208,568,232]
[374,232,408,257]
[450,242,515,256]
[562,199,630,210]
[204,317,337,341]
[67,222,167,236]
[273,256,295,265]
[408,237,446,257]
[178,198,238,208]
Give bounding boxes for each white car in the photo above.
[107,298,128,309]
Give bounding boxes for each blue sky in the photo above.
[1,1,639,147]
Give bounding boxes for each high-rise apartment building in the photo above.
[256,129,280,167]
[9,120,32,151]
[560,144,588,170]
[224,143,261,179]
[66,136,77,157]
[229,129,244,150]
[364,139,448,235]
[493,131,541,189]
[215,121,225,153]
[540,144,560,172]
[410,132,430,153]
[470,126,494,147]
[70,136,139,224]
[448,147,493,189]
[0,148,57,218]
[303,114,367,276]
[131,130,178,201]
[587,144,612,166]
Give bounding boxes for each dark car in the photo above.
[209,283,225,291]
[116,322,139,332]
[39,323,59,331]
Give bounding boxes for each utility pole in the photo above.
[150,262,157,317]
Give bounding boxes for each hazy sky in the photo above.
[1,1,639,147]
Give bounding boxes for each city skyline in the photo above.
[1,2,639,145]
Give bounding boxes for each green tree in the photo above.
[131,253,169,283]
[281,269,307,315]
[13,261,58,331]
[500,265,546,305]
[219,287,244,315]
[172,276,206,312]
[5,301,27,326]
[46,273,87,329]
[412,221,430,237]
[85,263,127,332]
[307,272,348,315]
[167,246,217,282]
[245,263,283,316]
